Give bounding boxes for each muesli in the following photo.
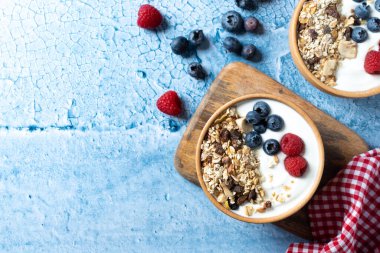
[298,0,355,86]
[201,107,270,213]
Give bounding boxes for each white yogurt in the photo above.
[231,99,322,219]
[335,1,380,91]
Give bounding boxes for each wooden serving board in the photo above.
[174,62,369,240]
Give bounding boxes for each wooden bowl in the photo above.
[289,0,380,98]
[195,94,325,223]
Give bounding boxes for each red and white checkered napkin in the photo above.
[287,148,380,253]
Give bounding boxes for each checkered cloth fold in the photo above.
[287,148,380,253]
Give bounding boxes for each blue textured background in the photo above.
[0,0,378,252]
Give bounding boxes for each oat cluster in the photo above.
[201,107,268,213]
[298,0,357,86]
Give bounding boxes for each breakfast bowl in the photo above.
[195,94,324,223]
[289,0,380,98]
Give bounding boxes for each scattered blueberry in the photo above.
[244,131,262,148]
[242,44,256,59]
[188,62,206,79]
[189,30,205,47]
[223,37,242,54]
[246,111,262,125]
[170,36,190,55]
[351,27,368,43]
[221,11,244,34]
[253,101,271,118]
[376,0,380,12]
[367,17,380,32]
[235,0,256,10]
[263,139,280,156]
[266,115,284,132]
[244,16,259,32]
[353,0,365,2]
[253,123,267,134]
[354,2,370,20]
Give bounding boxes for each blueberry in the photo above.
[221,11,244,34]
[242,44,256,59]
[189,30,205,47]
[263,139,280,156]
[376,0,380,12]
[244,16,259,32]
[354,2,370,20]
[170,36,190,55]
[367,17,380,32]
[253,101,271,118]
[246,111,262,125]
[351,27,368,43]
[223,37,242,54]
[235,0,256,10]
[266,115,284,132]
[188,62,206,79]
[253,122,267,134]
[244,131,262,148]
[353,0,365,2]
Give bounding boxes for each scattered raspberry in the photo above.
[284,156,308,177]
[280,133,304,156]
[137,4,163,29]
[364,49,380,74]
[156,91,182,116]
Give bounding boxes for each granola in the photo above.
[201,107,270,213]
[297,0,357,86]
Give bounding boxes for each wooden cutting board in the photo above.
[174,62,369,240]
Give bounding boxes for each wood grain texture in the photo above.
[174,62,369,240]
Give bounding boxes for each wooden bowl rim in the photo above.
[195,94,325,223]
[289,0,380,98]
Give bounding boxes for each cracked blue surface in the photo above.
[0,0,378,252]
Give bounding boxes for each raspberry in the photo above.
[284,156,308,177]
[364,49,380,74]
[280,133,304,156]
[137,4,162,29]
[156,91,182,116]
